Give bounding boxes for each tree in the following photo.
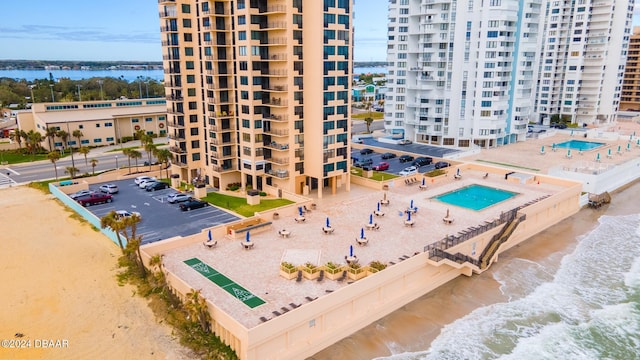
[72,129,84,148]
[45,127,58,151]
[11,130,24,149]
[185,289,211,332]
[25,130,43,160]
[56,130,69,151]
[78,146,90,167]
[90,158,98,175]
[122,148,133,174]
[100,211,125,250]
[121,214,145,277]
[141,134,156,171]
[64,166,79,179]
[129,149,142,173]
[155,148,172,179]
[363,99,374,134]
[47,150,61,180]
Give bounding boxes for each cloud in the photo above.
[0,24,158,43]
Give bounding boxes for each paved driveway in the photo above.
[83,179,240,244]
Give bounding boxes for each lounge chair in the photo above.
[281,307,290,313]
[483,173,489,179]
[337,270,347,282]
[290,303,300,308]
[260,316,269,322]
[317,270,325,282]
[272,311,281,316]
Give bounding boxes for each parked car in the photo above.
[372,162,390,171]
[138,179,158,189]
[134,176,156,185]
[77,193,113,207]
[354,158,373,168]
[167,193,192,204]
[550,123,568,129]
[413,157,433,167]
[398,155,415,163]
[145,182,170,191]
[434,161,451,169]
[69,189,96,200]
[360,148,374,155]
[399,166,418,176]
[99,184,119,194]
[398,139,412,145]
[381,152,396,160]
[179,199,209,211]
[114,210,141,220]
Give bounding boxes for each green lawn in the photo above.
[0,150,70,165]
[350,167,398,181]
[352,112,384,120]
[201,192,294,217]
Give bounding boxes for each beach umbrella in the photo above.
[627,143,631,151]
[360,228,365,239]
[298,206,303,216]
[208,229,212,242]
[246,231,250,242]
[407,211,412,221]
[446,208,450,218]
[637,139,640,146]
[618,145,622,153]
[552,143,556,151]
[541,145,545,153]
[326,217,330,228]
[608,148,612,157]
[596,153,601,161]
[571,130,574,136]
[383,192,387,201]
[350,245,353,257]
[567,149,571,158]
[369,213,373,224]
[421,177,426,186]
[410,199,414,209]
[377,201,381,212]
[456,168,460,176]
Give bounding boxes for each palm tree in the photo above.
[20,130,30,151]
[64,166,79,179]
[121,214,145,276]
[148,254,166,289]
[155,148,172,179]
[122,148,133,174]
[363,99,374,134]
[90,158,98,175]
[47,150,61,180]
[78,146,90,167]
[11,130,24,150]
[72,129,84,148]
[100,211,125,250]
[56,130,69,152]
[45,127,58,151]
[142,134,156,171]
[129,149,142,173]
[25,130,43,160]
[185,289,211,332]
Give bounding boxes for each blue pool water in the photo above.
[433,184,518,211]
[553,140,605,151]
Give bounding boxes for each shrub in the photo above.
[368,260,387,271]
[280,261,296,271]
[302,262,318,273]
[325,261,341,274]
[259,191,267,197]
[225,182,241,191]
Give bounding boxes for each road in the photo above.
[0,150,155,185]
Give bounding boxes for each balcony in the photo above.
[264,97,288,107]
[158,10,177,18]
[168,121,184,129]
[263,114,288,122]
[264,141,290,151]
[212,164,237,173]
[168,134,185,141]
[267,169,289,178]
[158,0,175,3]
[169,146,186,154]
[263,84,288,92]
[211,151,236,159]
[172,161,188,168]
[261,4,287,13]
[265,156,289,165]
[263,128,289,136]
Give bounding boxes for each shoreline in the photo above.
[311,180,639,359]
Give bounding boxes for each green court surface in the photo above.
[184,258,266,308]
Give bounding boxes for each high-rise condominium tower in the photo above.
[386,0,633,149]
[159,0,353,197]
[620,26,640,111]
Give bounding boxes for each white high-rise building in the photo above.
[385,0,633,149]
[535,0,634,125]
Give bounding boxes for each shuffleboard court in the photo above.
[184,258,266,308]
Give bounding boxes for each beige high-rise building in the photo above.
[621,26,640,111]
[159,0,353,198]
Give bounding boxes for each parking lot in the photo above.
[78,179,240,244]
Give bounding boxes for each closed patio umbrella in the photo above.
[377,201,380,212]
[246,231,250,242]
[369,214,373,224]
[410,199,414,209]
[360,228,365,239]
[326,217,330,228]
[208,229,212,242]
[350,245,353,257]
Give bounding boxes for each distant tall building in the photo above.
[620,26,640,111]
[158,0,353,197]
[385,0,633,149]
[534,0,633,125]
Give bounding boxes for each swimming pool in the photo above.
[553,140,605,151]
[433,184,518,211]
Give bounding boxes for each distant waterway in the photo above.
[0,67,385,82]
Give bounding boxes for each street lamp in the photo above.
[145,81,149,98]
[76,85,82,102]
[49,84,55,102]
[138,77,143,99]
[29,85,36,103]
[115,155,119,169]
[97,80,104,100]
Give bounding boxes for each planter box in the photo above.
[325,268,345,280]
[279,268,298,280]
[302,269,320,280]
[347,268,367,281]
[366,267,379,277]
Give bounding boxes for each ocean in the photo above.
[312,182,640,360]
[0,67,386,82]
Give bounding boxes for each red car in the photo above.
[372,162,390,171]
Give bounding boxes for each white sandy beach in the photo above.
[0,186,191,360]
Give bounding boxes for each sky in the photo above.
[0,0,389,62]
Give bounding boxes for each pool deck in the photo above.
[160,169,565,329]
